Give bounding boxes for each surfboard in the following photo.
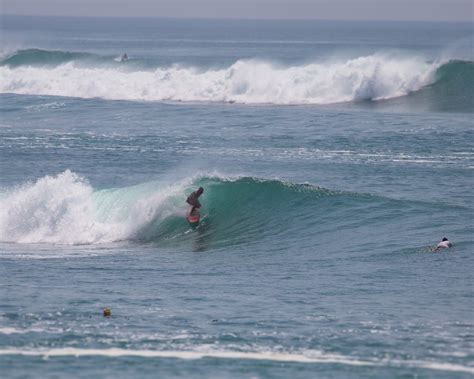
[186,208,200,227]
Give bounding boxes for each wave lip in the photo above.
[0,50,443,105]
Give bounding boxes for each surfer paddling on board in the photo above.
[432,237,452,252]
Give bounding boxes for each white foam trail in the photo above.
[0,170,185,244]
[0,327,52,334]
[0,348,376,366]
[0,348,472,373]
[0,327,31,334]
[0,54,437,104]
[407,360,474,374]
[0,328,19,334]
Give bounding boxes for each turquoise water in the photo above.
[0,16,473,378]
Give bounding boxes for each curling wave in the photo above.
[0,48,95,67]
[406,59,474,112]
[0,49,457,105]
[0,170,442,247]
[0,170,385,246]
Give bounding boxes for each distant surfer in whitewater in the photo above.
[432,237,452,252]
[120,53,128,62]
[186,187,204,214]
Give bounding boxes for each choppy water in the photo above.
[1,16,473,378]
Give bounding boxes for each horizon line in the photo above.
[1,12,473,24]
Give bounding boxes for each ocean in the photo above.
[0,15,473,378]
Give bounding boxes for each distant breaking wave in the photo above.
[0,48,96,67]
[2,48,471,106]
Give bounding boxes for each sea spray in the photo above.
[0,171,184,244]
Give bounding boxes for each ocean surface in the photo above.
[0,15,473,378]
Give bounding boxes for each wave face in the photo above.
[0,48,95,67]
[0,171,375,246]
[408,60,474,112]
[2,48,465,105]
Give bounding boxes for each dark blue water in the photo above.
[0,16,473,378]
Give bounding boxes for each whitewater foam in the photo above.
[0,54,437,104]
[0,327,52,334]
[0,348,374,366]
[0,171,185,245]
[0,348,472,373]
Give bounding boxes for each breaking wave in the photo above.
[0,170,400,246]
[2,48,469,106]
[0,171,185,245]
[407,59,474,112]
[0,48,95,67]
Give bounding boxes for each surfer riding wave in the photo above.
[186,187,204,226]
[186,187,204,215]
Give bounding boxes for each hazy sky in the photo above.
[1,0,473,22]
